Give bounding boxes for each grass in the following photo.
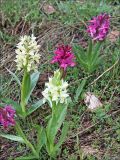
[0,0,120,159]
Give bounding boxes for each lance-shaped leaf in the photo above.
[91,42,102,63]
[46,103,67,145]
[74,79,86,102]
[33,125,46,152]
[0,134,25,143]
[21,71,40,106]
[6,68,21,86]
[27,99,44,116]
[16,155,37,160]
[87,40,93,62]
[55,122,69,151]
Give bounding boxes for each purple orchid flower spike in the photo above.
[87,13,110,41]
[0,105,16,129]
[51,44,76,70]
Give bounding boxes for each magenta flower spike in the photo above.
[87,13,110,41]
[0,106,16,129]
[51,45,76,70]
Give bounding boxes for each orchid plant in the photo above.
[74,13,110,74]
[42,70,69,158]
[0,105,45,159]
[1,35,43,118]
[0,70,70,159]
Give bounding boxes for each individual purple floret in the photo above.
[51,45,76,70]
[0,105,16,129]
[87,13,110,41]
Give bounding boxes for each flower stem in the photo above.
[20,70,28,116]
[15,122,39,159]
[60,68,66,79]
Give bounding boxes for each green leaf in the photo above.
[55,122,69,150]
[21,71,31,106]
[15,122,39,159]
[73,44,83,56]
[27,99,43,116]
[87,39,93,61]
[6,68,21,86]
[73,45,86,62]
[91,54,102,68]
[15,155,37,160]
[30,72,40,95]
[0,134,25,143]
[73,44,89,71]
[34,125,46,152]
[46,104,67,145]
[86,42,102,73]
[21,71,40,105]
[74,79,86,102]
[0,103,4,107]
[91,42,102,62]
[93,41,102,54]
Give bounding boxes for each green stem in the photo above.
[87,39,93,59]
[60,68,66,79]
[20,101,26,116]
[20,70,27,116]
[15,122,39,159]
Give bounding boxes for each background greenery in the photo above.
[0,0,120,159]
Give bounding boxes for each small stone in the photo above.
[84,92,103,111]
[43,4,56,15]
